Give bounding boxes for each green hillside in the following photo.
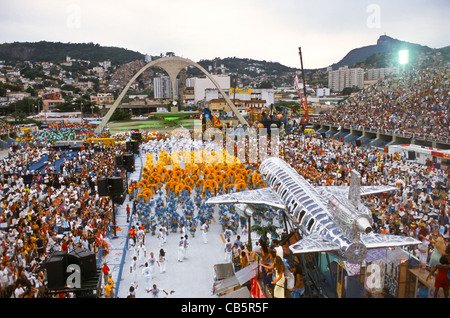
[0,41,145,65]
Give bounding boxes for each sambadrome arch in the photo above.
[95,56,248,133]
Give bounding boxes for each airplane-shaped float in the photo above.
[206,157,420,264]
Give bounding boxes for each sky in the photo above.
[0,0,449,69]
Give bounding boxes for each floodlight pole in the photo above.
[110,197,118,239]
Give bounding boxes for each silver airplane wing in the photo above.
[360,232,421,249]
[289,233,341,254]
[205,188,286,210]
[289,232,420,262]
[318,185,398,197]
[360,185,399,196]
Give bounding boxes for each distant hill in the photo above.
[0,41,145,65]
[189,57,299,77]
[1,38,447,81]
[329,35,434,70]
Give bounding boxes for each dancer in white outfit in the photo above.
[158,228,165,248]
[183,235,189,259]
[224,238,232,263]
[130,256,138,284]
[147,252,157,275]
[158,249,167,273]
[177,236,185,262]
[201,222,208,244]
[142,262,152,292]
[137,241,146,266]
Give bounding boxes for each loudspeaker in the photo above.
[23,174,33,185]
[45,251,68,290]
[126,141,139,154]
[408,151,416,160]
[355,140,362,147]
[115,155,123,167]
[131,132,142,142]
[97,178,109,197]
[111,192,126,205]
[69,141,83,151]
[68,248,97,280]
[108,177,124,195]
[52,141,70,151]
[123,154,135,172]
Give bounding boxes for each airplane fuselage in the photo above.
[259,157,369,262]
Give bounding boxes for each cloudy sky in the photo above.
[1,0,448,68]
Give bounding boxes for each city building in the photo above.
[153,76,179,99]
[203,87,274,107]
[316,88,331,97]
[207,98,266,117]
[366,67,398,81]
[41,91,65,112]
[90,93,115,107]
[187,75,231,104]
[182,87,195,106]
[328,66,364,92]
[6,91,31,102]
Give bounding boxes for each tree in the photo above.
[342,86,361,96]
[7,97,39,117]
[250,206,280,244]
[110,109,131,121]
[257,80,273,89]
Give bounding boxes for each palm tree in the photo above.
[250,206,280,244]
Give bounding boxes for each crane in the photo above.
[295,47,309,126]
[293,75,309,125]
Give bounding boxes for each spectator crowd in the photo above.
[0,63,448,298]
[0,129,131,298]
[319,67,449,142]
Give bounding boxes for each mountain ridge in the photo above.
[0,36,448,73]
[328,35,436,70]
[0,41,145,65]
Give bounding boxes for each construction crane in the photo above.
[294,47,309,126]
[293,75,309,124]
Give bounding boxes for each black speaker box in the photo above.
[408,151,416,160]
[45,255,67,289]
[126,141,139,154]
[68,248,97,280]
[23,175,33,185]
[108,177,124,195]
[115,155,123,167]
[97,178,109,197]
[355,140,362,147]
[131,132,142,142]
[111,192,126,205]
[123,154,135,172]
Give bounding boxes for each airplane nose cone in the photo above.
[345,242,367,264]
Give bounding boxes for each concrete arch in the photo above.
[96,56,248,133]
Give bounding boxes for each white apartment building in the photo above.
[154,76,179,99]
[328,66,364,92]
[204,87,274,107]
[366,67,398,81]
[188,75,231,104]
[316,88,331,97]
